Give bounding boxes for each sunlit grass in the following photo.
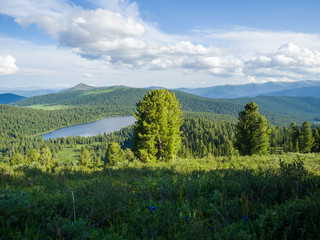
[26,104,70,110]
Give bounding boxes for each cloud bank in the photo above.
[0,0,320,82]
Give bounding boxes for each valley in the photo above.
[1,82,320,239]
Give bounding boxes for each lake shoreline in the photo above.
[39,116,135,140]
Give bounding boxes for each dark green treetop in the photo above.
[234,101,270,156]
[132,89,183,162]
[299,121,314,153]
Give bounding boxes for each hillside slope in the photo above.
[0,93,26,104]
[15,85,243,116]
[14,84,320,126]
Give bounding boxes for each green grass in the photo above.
[56,146,82,165]
[26,104,70,110]
[1,154,320,239]
[82,89,115,95]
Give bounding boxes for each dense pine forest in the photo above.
[1,87,320,239]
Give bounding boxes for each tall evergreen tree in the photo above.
[39,147,52,166]
[299,121,314,153]
[106,142,126,165]
[312,128,320,152]
[79,148,93,167]
[289,122,300,152]
[234,101,270,156]
[132,89,183,162]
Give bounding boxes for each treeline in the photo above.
[2,103,320,166]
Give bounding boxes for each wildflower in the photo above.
[30,180,34,184]
[150,206,156,213]
[243,216,248,222]
[58,174,60,178]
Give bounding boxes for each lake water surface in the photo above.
[41,116,135,140]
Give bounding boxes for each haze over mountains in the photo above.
[175,80,320,98]
[1,80,320,99]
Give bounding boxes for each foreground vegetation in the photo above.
[1,154,319,239]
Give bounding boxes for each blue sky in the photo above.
[0,0,320,89]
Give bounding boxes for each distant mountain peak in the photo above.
[67,83,95,91]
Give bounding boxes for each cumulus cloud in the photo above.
[0,55,19,76]
[244,43,320,78]
[1,0,320,82]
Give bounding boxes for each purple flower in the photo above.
[150,206,156,213]
[30,180,34,184]
[243,216,248,222]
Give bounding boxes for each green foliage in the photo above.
[79,148,93,168]
[26,149,40,164]
[10,153,24,166]
[133,89,183,162]
[0,154,320,239]
[39,147,52,165]
[235,101,271,155]
[124,148,135,161]
[106,142,126,165]
[253,194,320,240]
[179,117,236,158]
[299,121,314,153]
[312,127,320,152]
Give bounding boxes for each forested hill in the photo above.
[14,84,320,126]
[14,86,243,117]
[227,95,320,120]
[0,93,26,104]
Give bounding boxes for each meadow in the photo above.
[1,153,319,239]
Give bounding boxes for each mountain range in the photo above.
[175,80,320,98]
[13,83,320,126]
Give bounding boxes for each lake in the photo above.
[41,116,136,140]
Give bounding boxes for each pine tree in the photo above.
[289,122,300,152]
[11,153,24,166]
[132,89,183,162]
[39,147,52,166]
[26,149,39,164]
[106,142,125,165]
[312,128,320,152]
[234,101,270,156]
[299,121,314,153]
[79,148,93,167]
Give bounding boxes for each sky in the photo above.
[0,0,320,89]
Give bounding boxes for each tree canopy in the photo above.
[132,89,183,162]
[234,101,270,155]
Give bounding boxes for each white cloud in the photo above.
[244,43,320,79]
[0,55,19,76]
[0,0,320,85]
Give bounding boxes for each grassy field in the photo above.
[56,145,83,165]
[26,104,70,110]
[1,153,319,239]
